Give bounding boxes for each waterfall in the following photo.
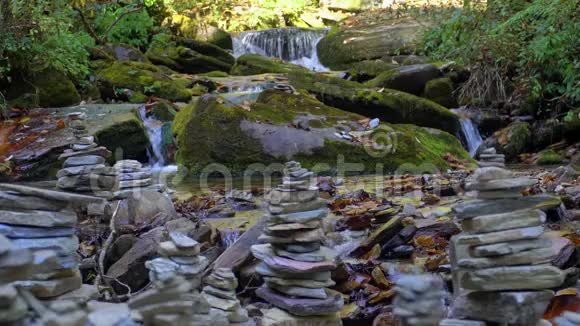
[451,109,483,157]
[138,106,166,168]
[233,28,329,71]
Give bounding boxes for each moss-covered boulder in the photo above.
[173,95,270,174]
[95,60,193,102]
[148,100,177,122]
[95,112,150,163]
[7,70,81,108]
[365,64,442,95]
[230,54,309,76]
[173,92,474,175]
[348,60,398,83]
[494,121,532,160]
[320,0,374,12]
[537,150,563,165]
[317,17,424,70]
[101,43,146,62]
[196,26,233,50]
[145,35,234,74]
[288,71,461,135]
[422,77,457,108]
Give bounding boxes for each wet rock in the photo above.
[262,307,341,326]
[393,274,445,326]
[202,268,249,323]
[256,287,344,317]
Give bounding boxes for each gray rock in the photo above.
[261,307,341,326]
[72,143,97,151]
[452,290,553,325]
[168,232,199,249]
[158,241,200,257]
[256,263,331,281]
[466,177,535,192]
[0,191,69,211]
[87,302,133,326]
[439,319,486,326]
[0,248,33,283]
[118,178,152,189]
[63,155,105,167]
[0,209,76,227]
[273,245,336,262]
[470,238,551,257]
[455,226,544,245]
[267,283,328,299]
[460,264,571,291]
[263,276,335,289]
[458,247,557,269]
[57,165,115,178]
[205,268,238,290]
[203,293,240,311]
[16,272,82,298]
[259,228,324,244]
[0,234,9,256]
[461,209,546,233]
[12,236,79,255]
[0,223,74,238]
[268,199,327,215]
[453,195,561,219]
[202,285,237,300]
[268,188,319,205]
[0,183,104,205]
[118,171,152,181]
[58,146,111,161]
[0,295,27,323]
[256,286,343,316]
[276,242,321,253]
[57,174,116,190]
[267,208,328,224]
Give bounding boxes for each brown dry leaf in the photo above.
[414,235,436,248]
[361,244,381,261]
[340,303,360,319]
[556,288,577,296]
[368,289,396,305]
[342,205,369,216]
[371,266,392,289]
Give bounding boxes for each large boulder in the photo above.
[94,60,193,102]
[320,0,374,12]
[94,112,150,163]
[347,60,398,83]
[231,54,309,76]
[288,71,461,136]
[7,69,81,108]
[487,121,532,161]
[317,17,424,70]
[365,64,442,95]
[172,92,474,175]
[101,43,146,62]
[145,34,234,74]
[422,77,457,108]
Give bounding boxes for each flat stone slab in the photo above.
[0,210,76,228]
[267,209,328,224]
[458,246,557,269]
[256,263,331,281]
[268,199,327,215]
[12,236,79,255]
[259,228,324,244]
[63,155,105,167]
[268,188,319,205]
[452,290,553,325]
[251,244,336,274]
[264,276,335,289]
[262,308,341,326]
[256,286,343,316]
[453,195,561,219]
[0,184,104,205]
[461,209,546,233]
[466,177,535,192]
[455,226,544,245]
[0,191,69,211]
[16,272,82,298]
[470,238,551,257]
[460,264,571,291]
[0,224,74,238]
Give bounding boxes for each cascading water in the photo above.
[451,109,484,157]
[138,106,167,168]
[233,27,329,71]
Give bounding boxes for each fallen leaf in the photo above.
[340,302,359,319]
[371,266,392,289]
[368,289,395,305]
[361,244,381,261]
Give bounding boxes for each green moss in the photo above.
[230,54,309,76]
[128,92,147,103]
[288,71,461,135]
[145,34,234,74]
[172,95,271,175]
[294,123,475,173]
[364,70,400,88]
[94,112,150,162]
[95,60,193,102]
[247,89,362,126]
[200,71,229,77]
[37,71,82,108]
[348,60,398,82]
[149,100,177,121]
[503,122,531,160]
[537,149,562,165]
[422,77,456,108]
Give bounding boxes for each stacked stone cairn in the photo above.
[0,184,103,300]
[112,160,153,197]
[202,267,250,324]
[129,233,228,325]
[393,274,445,326]
[0,234,33,324]
[57,112,115,197]
[476,148,505,168]
[555,312,580,326]
[147,231,208,288]
[448,167,575,325]
[251,161,343,323]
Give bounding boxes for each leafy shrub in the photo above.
[94,4,155,47]
[423,0,580,109]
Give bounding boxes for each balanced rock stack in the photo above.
[476,147,505,168]
[555,312,580,326]
[393,274,445,326]
[202,268,250,324]
[146,231,208,288]
[449,167,574,325]
[113,160,153,195]
[0,234,33,324]
[57,112,115,196]
[129,273,227,326]
[0,184,103,299]
[251,161,343,324]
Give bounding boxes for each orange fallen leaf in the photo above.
[371,266,392,289]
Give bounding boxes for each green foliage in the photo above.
[94,4,155,47]
[537,150,562,165]
[0,0,93,83]
[422,0,580,107]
